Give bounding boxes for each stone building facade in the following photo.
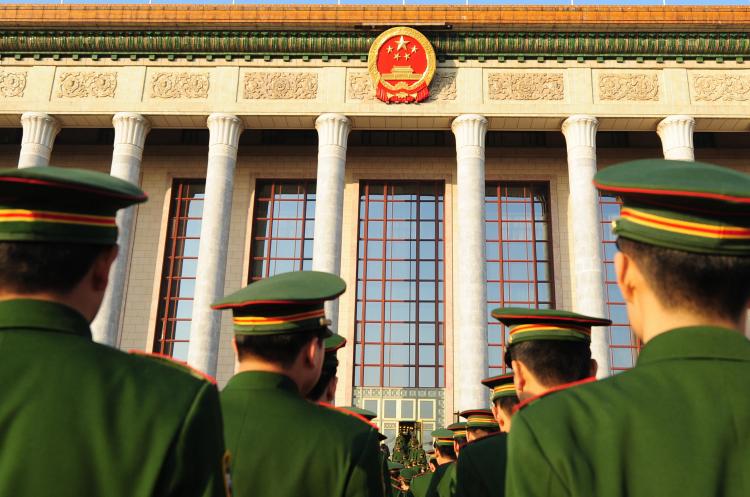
[1,4,749,442]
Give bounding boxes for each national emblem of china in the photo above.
[368,27,436,104]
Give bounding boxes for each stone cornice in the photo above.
[1,30,749,62]
[0,5,749,32]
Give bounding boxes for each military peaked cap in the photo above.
[431,428,455,446]
[481,373,517,402]
[212,271,345,336]
[0,166,146,244]
[446,421,467,440]
[594,159,750,255]
[459,409,498,430]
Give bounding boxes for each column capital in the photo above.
[315,113,351,148]
[207,113,243,148]
[451,114,488,149]
[112,112,150,149]
[562,114,598,149]
[19,112,60,168]
[20,112,60,146]
[657,115,695,161]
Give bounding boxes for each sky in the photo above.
[1,0,748,6]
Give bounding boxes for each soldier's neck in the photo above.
[637,302,743,345]
[0,289,97,323]
[236,357,306,392]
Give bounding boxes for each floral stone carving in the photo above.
[488,73,564,101]
[692,74,750,102]
[0,70,27,97]
[57,72,117,98]
[598,73,659,101]
[243,72,318,99]
[151,72,209,99]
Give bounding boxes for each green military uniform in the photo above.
[455,373,517,497]
[214,271,384,497]
[396,467,418,497]
[341,405,392,497]
[411,428,456,497]
[506,160,750,497]
[0,167,227,497]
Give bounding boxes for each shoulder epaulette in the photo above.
[128,350,217,384]
[513,376,596,413]
[318,402,381,431]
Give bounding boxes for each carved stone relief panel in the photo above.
[691,73,750,102]
[426,72,457,101]
[150,72,209,99]
[347,70,456,102]
[598,72,659,101]
[488,72,564,101]
[243,72,318,100]
[0,70,27,97]
[56,71,117,98]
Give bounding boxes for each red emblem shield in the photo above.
[368,27,436,104]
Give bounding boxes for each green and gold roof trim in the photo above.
[1,30,749,62]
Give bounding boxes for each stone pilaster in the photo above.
[562,115,610,378]
[18,112,60,168]
[657,115,695,161]
[313,113,351,331]
[91,113,150,346]
[451,114,489,411]
[187,113,243,377]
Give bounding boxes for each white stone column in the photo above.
[187,113,243,376]
[562,115,610,378]
[91,113,150,346]
[312,113,351,330]
[657,115,695,161]
[451,114,489,411]
[18,112,60,168]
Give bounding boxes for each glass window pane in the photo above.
[355,181,445,387]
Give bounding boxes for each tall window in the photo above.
[249,180,316,281]
[153,180,206,361]
[600,195,639,372]
[354,181,445,388]
[485,183,554,375]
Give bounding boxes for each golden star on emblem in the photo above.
[394,53,401,60]
[395,36,409,51]
[387,45,393,53]
[404,53,411,61]
[411,46,418,53]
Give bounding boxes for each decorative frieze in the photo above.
[692,74,750,102]
[488,73,564,101]
[598,73,659,101]
[243,72,318,100]
[0,70,27,97]
[150,72,209,99]
[56,71,117,98]
[427,72,457,101]
[348,70,456,102]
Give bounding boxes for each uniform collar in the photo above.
[513,376,597,413]
[637,326,750,365]
[223,370,300,395]
[0,299,91,339]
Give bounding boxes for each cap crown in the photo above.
[0,166,146,244]
[595,159,750,255]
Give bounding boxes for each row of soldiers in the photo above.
[0,156,748,497]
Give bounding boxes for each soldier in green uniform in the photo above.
[411,428,457,497]
[307,333,346,403]
[481,373,518,432]
[456,309,609,497]
[446,422,467,456]
[0,167,228,497]
[506,159,750,497]
[341,405,392,497]
[214,271,384,497]
[458,409,499,442]
[396,467,418,497]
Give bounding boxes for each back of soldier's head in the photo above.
[0,167,145,300]
[509,340,592,386]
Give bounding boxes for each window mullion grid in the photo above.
[380,183,389,387]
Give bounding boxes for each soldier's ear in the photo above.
[614,250,635,304]
[590,358,598,377]
[511,360,527,397]
[91,245,119,292]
